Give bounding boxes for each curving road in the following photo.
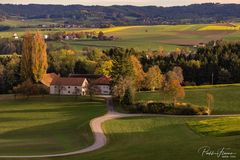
[0,97,239,158]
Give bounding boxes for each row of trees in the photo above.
[109,48,185,104]
[1,36,240,95]
[0,38,22,55]
[140,40,240,85]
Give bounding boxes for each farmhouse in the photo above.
[69,74,111,95]
[93,76,111,95]
[50,77,88,95]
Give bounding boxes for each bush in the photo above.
[13,80,49,97]
[125,102,208,115]
[121,86,135,105]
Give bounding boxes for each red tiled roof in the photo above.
[93,76,111,85]
[69,74,103,79]
[51,77,87,86]
[41,73,59,87]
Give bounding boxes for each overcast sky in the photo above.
[0,0,239,6]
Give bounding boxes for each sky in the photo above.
[0,0,239,6]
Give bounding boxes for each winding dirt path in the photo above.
[0,97,239,158]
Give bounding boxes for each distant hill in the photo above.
[0,3,240,27]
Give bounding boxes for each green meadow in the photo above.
[0,96,106,155]
[136,86,240,115]
[48,116,240,160]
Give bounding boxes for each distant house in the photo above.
[65,36,70,40]
[44,35,49,40]
[50,77,88,95]
[13,33,18,40]
[93,76,111,95]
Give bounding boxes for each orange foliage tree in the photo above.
[164,79,185,103]
[130,55,145,91]
[21,32,48,82]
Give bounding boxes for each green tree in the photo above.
[122,86,135,105]
[0,64,4,93]
[4,53,21,91]
[110,48,133,85]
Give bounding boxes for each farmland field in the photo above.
[1,23,240,51]
[0,96,106,155]
[0,90,239,159]
[50,116,240,160]
[136,86,240,114]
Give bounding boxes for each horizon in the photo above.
[0,0,240,7]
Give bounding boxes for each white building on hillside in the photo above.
[93,76,111,95]
[50,77,88,95]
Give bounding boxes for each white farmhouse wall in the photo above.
[50,79,88,95]
[96,85,110,95]
[50,85,56,94]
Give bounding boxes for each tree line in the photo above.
[140,40,240,85]
[1,3,240,26]
[1,34,240,94]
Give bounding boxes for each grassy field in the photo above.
[48,116,239,160]
[136,86,240,114]
[189,117,240,136]
[62,24,240,51]
[0,96,106,156]
[1,23,240,51]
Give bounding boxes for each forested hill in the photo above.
[1,3,240,26]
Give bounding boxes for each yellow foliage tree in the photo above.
[144,65,163,91]
[95,60,113,76]
[130,55,145,90]
[21,32,48,82]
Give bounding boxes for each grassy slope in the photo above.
[0,96,106,155]
[189,117,240,136]
[50,116,240,160]
[136,86,240,114]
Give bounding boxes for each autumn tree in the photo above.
[173,66,184,83]
[165,71,178,82]
[95,60,113,76]
[112,76,132,102]
[21,32,48,82]
[130,55,145,91]
[144,65,163,91]
[164,79,185,104]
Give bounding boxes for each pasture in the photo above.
[51,116,240,160]
[136,86,240,114]
[1,23,240,51]
[0,96,106,155]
